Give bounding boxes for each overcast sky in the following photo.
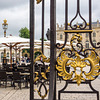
[0,0,100,39]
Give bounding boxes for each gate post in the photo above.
[42,0,44,54]
[30,0,35,99]
[49,0,56,100]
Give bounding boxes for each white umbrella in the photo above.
[0,36,29,67]
[0,36,29,44]
[0,46,9,50]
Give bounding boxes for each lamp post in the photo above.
[2,19,8,37]
[2,19,8,64]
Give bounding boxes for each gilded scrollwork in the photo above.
[70,34,82,52]
[34,54,50,63]
[34,54,50,99]
[56,33,100,86]
[84,51,100,80]
[34,72,39,82]
[37,89,49,99]
[56,51,73,80]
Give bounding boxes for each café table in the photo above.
[6,72,30,75]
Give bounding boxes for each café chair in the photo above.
[13,72,26,89]
[0,71,12,88]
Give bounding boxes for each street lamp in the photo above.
[2,19,8,37]
[2,19,8,64]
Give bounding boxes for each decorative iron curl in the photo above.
[89,33,100,49]
[58,48,73,58]
[70,0,87,30]
[70,33,83,54]
[77,43,83,52]
[77,48,99,59]
[34,54,50,99]
[56,33,68,49]
[36,80,49,99]
[83,48,98,57]
[72,42,83,54]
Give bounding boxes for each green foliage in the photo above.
[19,27,30,38]
[40,38,47,41]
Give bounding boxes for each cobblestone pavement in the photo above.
[0,76,100,100]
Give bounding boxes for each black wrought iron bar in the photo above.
[30,0,35,99]
[48,0,56,99]
[65,0,68,44]
[61,91,98,93]
[89,0,93,48]
[65,0,68,30]
[42,0,44,54]
[88,0,95,48]
[56,0,68,49]
[89,0,92,30]
[89,0,100,48]
[77,0,80,12]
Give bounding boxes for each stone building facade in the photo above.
[56,20,100,56]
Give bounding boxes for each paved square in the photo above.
[0,76,100,100]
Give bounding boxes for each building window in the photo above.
[79,33,82,36]
[73,41,76,43]
[7,52,9,62]
[86,33,88,38]
[7,52,9,58]
[93,32,96,37]
[67,34,69,39]
[1,52,4,62]
[60,34,63,39]
[72,33,75,36]
[86,40,89,48]
[93,40,96,46]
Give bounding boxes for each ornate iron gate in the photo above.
[30,0,100,100]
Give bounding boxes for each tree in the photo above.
[19,27,30,38]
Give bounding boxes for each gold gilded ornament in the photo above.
[56,33,100,86]
[36,0,42,4]
[34,54,50,99]
[56,48,100,85]
[34,54,50,80]
[36,89,49,99]
[34,72,39,82]
[70,34,82,50]
[84,51,100,80]
[34,54,50,63]
[56,51,73,80]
